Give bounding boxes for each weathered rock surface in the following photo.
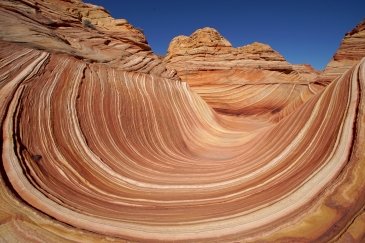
[164,28,321,119]
[321,19,365,82]
[1,1,365,242]
[0,0,177,79]
[165,27,318,79]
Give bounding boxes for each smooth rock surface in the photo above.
[0,1,365,242]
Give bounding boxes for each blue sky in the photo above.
[86,0,364,70]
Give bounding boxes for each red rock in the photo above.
[0,0,177,79]
[164,28,320,119]
[165,27,318,78]
[320,19,365,82]
[0,1,365,242]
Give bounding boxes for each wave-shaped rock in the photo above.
[1,1,365,242]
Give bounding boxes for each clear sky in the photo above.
[86,0,364,70]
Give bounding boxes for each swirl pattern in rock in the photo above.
[1,1,365,242]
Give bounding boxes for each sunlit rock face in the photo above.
[1,1,365,242]
[0,0,177,79]
[320,19,365,83]
[164,27,321,121]
[165,27,318,81]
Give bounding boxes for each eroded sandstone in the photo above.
[164,27,321,120]
[320,19,365,82]
[0,1,365,242]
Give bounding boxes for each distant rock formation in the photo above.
[320,19,365,82]
[164,27,321,119]
[165,27,318,80]
[0,1,365,242]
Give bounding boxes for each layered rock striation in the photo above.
[164,27,321,119]
[165,27,318,79]
[321,19,365,82]
[0,0,177,79]
[1,1,365,242]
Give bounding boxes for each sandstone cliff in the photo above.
[0,0,177,78]
[1,1,365,242]
[320,19,365,82]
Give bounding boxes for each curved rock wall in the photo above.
[1,1,365,242]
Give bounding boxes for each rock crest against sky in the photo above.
[86,0,365,70]
[0,0,365,242]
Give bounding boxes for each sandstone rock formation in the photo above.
[164,27,321,119]
[165,27,318,79]
[1,1,365,242]
[0,0,177,79]
[321,19,365,82]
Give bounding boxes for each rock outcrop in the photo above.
[1,1,365,242]
[0,0,177,78]
[165,27,318,79]
[320,19,365,82]
[164,28,321,119]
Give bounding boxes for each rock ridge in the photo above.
[0,1,365,242]
[0,0,177,79]
[320,18,365,82]
[164,27,318,81]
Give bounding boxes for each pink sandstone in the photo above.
[0,1,365,242]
